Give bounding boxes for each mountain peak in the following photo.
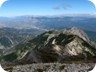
[69,27,90,42]
[60,27,90,43]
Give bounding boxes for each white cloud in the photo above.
[53,3,71,10]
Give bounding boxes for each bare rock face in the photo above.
[1,27,96,63]
[69,27,90,42]
[8,63,95,72]
[62,27,93,46]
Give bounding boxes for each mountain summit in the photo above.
[1,27,96,63]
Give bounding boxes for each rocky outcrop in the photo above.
[7,63,95,72]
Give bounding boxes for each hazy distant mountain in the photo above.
[0,27,44,54]
[0,14,96,31]
[85,30,96,42]
[1,27,96,63]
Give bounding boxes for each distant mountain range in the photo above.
[0,14,96,31]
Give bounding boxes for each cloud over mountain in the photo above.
[53,3,71,10]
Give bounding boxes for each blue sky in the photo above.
[0,0,96,17]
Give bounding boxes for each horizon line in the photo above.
[0,13,96,18]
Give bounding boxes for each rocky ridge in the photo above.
[1,27,96,63]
